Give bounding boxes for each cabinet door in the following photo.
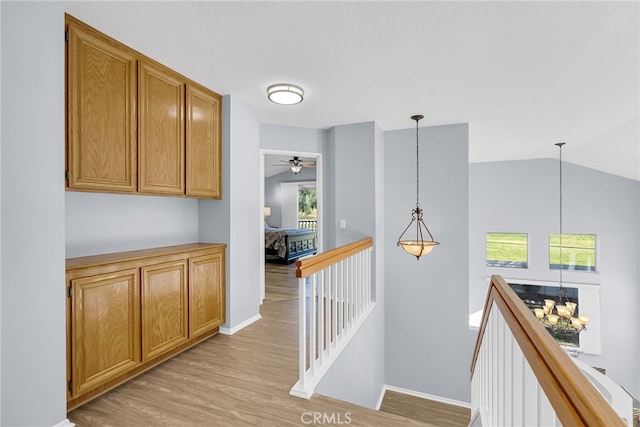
[186,84,222,198]
[138,61,185,195]
[141,260,188,361]
[67,18,137,192]
[189,251,225,338]
[71,269,140,396]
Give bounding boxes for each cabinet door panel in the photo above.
[138,61,185,195]
[71,269,140,396]
[67,21,137,191]
[189,251,225,338]
[186,85,221,198]
[141,260,188,361]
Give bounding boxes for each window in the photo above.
[486,233,528,268]
[298,186,317,231]
[549,234,596,272]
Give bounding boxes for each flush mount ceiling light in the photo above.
[397,115,439,260]
[267,83,304,105]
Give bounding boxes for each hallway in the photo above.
[68,263,433,426]
[68,262,474,426]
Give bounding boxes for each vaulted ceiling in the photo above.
[67,1,639,181]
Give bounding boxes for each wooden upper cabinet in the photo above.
[186,84,222,199]
[138,61,185,195]
[70,268,140,396]
[141,260,188,361]
[189,250,225,338]
[66,15,222,199]
[66,17,137,192]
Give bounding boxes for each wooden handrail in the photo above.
[470,275,626,427]
[296,238,373,278]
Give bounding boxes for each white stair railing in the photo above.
[572,357,633,426]
[290,238,374,399]
[470,275,627,427]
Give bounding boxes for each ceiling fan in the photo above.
[273,156,316,174]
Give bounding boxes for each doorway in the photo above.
[259,149,323,304]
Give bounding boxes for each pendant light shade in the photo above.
[397,115,439,260]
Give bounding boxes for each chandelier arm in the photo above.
[397,218,416,243]
[418,218,436,242]
[416,215,424,247]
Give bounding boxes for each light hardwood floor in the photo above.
[68,262,466,426]
[379,390,471,427]
[263,261,299,302]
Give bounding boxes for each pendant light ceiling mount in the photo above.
[397,114,439,260]
[267,83,304,105]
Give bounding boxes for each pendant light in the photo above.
[534,143,588,336]
[397,115,439,260]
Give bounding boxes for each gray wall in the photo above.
[260,123,331,246]
[331,123,377,246]
[385,123,474,403]
[66,193,199,257]
[1,2,67,425]
[264,167,317,229]
[469,159,640,396]
[200,96,262,329]
[315,122,386,408]
[260,123,327,154]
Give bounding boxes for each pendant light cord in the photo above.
[415,119,420,208]
[556,142,566,298]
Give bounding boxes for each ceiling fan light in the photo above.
[267,83,304,105]
[290,164,303,174]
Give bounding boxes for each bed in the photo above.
[265,225,317,264]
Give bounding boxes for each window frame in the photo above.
[549,233,597,272]
[486,232,529,269]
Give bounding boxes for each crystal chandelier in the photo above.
[534,143,588,337]
[397,115,439,260]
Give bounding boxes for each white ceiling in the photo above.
[67,1,639,181]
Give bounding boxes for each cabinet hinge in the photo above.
[68,380,72,392]
[65,31,69,42]
[67,286,72,298]
[65,170,69,181]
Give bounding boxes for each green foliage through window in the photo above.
[486,233,528,268]
[549,234,596,272]
[298,188,317,220]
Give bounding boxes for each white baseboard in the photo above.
[377,384,471,410]
[219,313,262,335]
[375,385,387,410]
[53,419,75,427]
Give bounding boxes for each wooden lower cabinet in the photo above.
[189,252,225,338]
[66,243,226,410]
[141,260,188,361]
[70,268,141,397]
